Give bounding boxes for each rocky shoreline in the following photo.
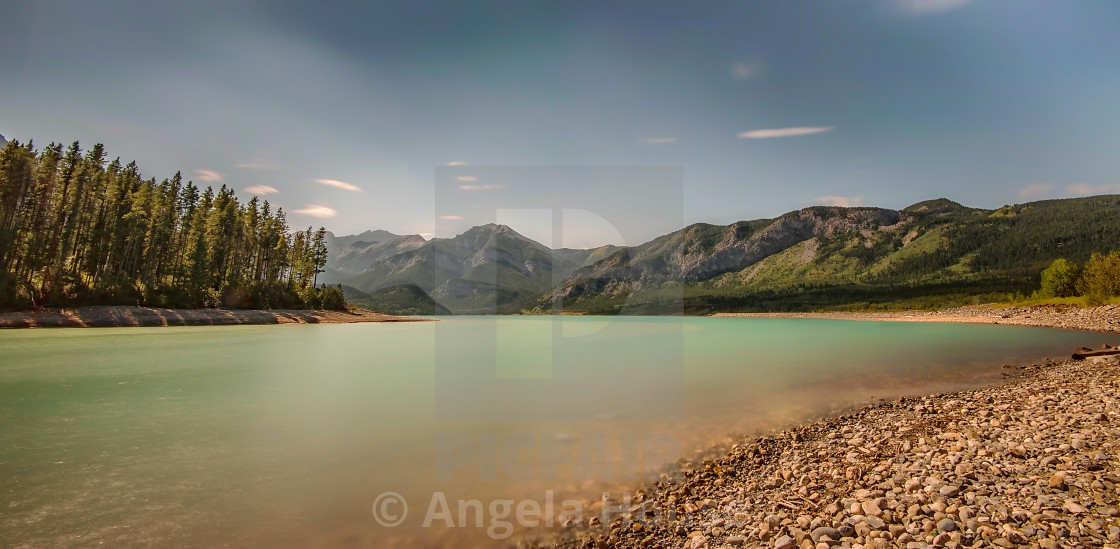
[515,307,1120,549]
[0,305,430,328]
[712,304,1120,335]
[531,352,1120,549]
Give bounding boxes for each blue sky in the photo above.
[2,0,1119,247]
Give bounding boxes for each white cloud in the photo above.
[1066,183,1120,197]
[292,205,337,218]
[1017,183,1054,201]
[730,59,766,81]
[314,178,363,192]
[446,161,468,166]
[892,0,973,15]
[455,175,478,182]
[439,215,463,220]
[738,127,836,139]
[638,137,677,144]
[815,196,865,208]
[244,185,279,196]
[459,184,504,191]
[194,169,223,182]
[235,157,281,170]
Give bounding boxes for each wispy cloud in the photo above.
[638,137,677,144]
[194,169,223,182]
[1018,183,1054,201]
[459,184,504,191]
[729,59,766,81]
[439,215,463,220]
[234,156,281,170]
[455,175,478,182]
[446,161,468,166]
[815,195,865,208]
[1066,183,1120,197]
[739,127,836,139]
[892,0,973,15]
[244,185,279,196]
[292,205,337,218]
[314,178,363,192]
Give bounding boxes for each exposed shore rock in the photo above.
[530,354,1120,549]
[510,307,1120,548]
[713,304,1120,334]
[0,305,430,328]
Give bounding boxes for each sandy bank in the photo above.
[713,304,1120,334]
[0,305,431,328]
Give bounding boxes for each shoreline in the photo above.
[713,303,1120,334]
[5,303,1117,332]
[519,307,1120,549]
[5,303,1119,546]
[536,354,1120,549]
[0,305,432,328]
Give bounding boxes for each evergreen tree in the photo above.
[0,136,346,311]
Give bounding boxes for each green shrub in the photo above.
[317,285,348,310]
[1039,258,1080,298]
[1079,251,1120,305]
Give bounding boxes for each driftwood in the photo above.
[1073,345,1120,360]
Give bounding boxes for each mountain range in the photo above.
[332,224,618,314]
[331,195,1120,315]
[322,229,428,283]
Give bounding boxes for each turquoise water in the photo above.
[0,317,1115,547]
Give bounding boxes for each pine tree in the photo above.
[0,135,345,311]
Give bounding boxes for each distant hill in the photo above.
[321,230,426,283]
[332,195,1120,314]
[0,134,7,146]
[341,284,452,316]
[900,198,966,214]
[340,224,618,314]
[534,195,1120,314]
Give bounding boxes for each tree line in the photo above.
[0,138,346,310]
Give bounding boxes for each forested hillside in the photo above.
[0,138,345,310]
[341,284,452,316]
[538,196,1120,314]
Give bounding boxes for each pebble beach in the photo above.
[0,305,430,328]
[527,306,1120,549]
[712,303,1120,335]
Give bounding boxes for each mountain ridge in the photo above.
[337,223,619,314]
[331,195,1120,315]
[541,195,1120,314]
[321,229,427,284]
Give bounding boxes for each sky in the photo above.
[2,0,1119,248]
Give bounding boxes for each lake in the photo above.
[1,317,1115,548]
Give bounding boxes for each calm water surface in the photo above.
[1,317,1116,548]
